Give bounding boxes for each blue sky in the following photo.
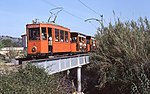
[0,0,150,37]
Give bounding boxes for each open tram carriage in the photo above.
[27,23,71,57]
[26,22,96,58]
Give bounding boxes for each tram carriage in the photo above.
[26,22,96,57]
[26,23,71,57]
[70,32,87,52]
[86,36,96,52]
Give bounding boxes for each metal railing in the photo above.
[31,54,90,74]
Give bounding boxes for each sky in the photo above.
[0,0,150,37]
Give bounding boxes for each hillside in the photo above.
[0,35,22,47]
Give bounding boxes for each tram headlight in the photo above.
[32,46,37,52]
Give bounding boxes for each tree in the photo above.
[1,39,21,47]
[0,41,4,49]
[1,39,13,47]
[84,17,150,94]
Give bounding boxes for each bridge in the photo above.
[17,54,90,94]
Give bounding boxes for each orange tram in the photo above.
[26,22,96,58]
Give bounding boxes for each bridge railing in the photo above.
[30,54,90,74]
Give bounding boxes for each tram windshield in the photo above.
[29,28,40,40]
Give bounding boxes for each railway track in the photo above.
[16,53,89,64]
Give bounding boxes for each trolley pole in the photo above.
[77,66,82,94]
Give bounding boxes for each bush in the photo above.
[0,64,73,94]
[85,17,150,94]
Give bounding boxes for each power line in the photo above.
[41,0,84,21]
[78,0,104,27]
[40,0,98,29]
[63,10,84,20]
[41,0,56,7]
[78,0,101,16]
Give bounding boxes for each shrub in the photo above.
[0,64,73,94]
[85,17,150,94]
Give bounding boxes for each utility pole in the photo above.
[85,15,104,29]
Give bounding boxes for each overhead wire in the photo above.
[40,0,98,29]
[41,0,97,29]
[78,0,101,16]
[41,0,84,21]
[77,0,104,29]
[41,0,56,7]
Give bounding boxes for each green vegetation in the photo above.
[84,17,150,94]
[1,17,150,94]
[0,42,4,49]
[0,64,74,94]
[0,39,23,63]
[1,39,21,47]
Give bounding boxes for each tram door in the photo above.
[48,28,53,54]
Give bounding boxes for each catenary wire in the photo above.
[40,0,98,29]
[78,0,101,16]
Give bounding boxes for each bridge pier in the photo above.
[77,66,82,93]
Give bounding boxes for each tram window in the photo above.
[71,37,77,43]
[48,28,52,41]
[79,37,82,42]
[55,29,59,42]
[92,40,96,46]
[86,39,90,44]
[29,28,40,40]
[42,27,47,40]
[83,38,85,42]
[48,28,52,37]
[65,31,68,42]
[60,30,64,42]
